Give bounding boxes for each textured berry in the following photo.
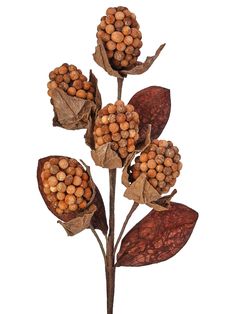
[97,7,142,69]
[47,63,95,100]
[94,101,139,159]
[130,140,182,194]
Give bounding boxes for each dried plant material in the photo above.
[84,115,96,150]
[93,39,123,78]
[129,86,171,144]
[37,156,107,234]
[116,202,198,267]
[96,7,143,71]
[89,70,102,109]
[122,152,136,187]
[91,142,122,169]
[58,205,97,236]
[93,40,165,78]
[122,125,151,187]
[51,71,101,130]
[91,187,108,235]
[120,44,166,76]
[124,173,161,204]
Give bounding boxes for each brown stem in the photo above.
[114,202,139,254]
[90,224,106,263]
[117,77,124,100]
[106,168,116,314]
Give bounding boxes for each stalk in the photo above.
[106,168,116,314]
[105,77,124,314]
[114,202,139,254]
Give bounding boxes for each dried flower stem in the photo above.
[105,77,124,314]
[90,224,106,263]
[117,77,124,100]
[114,202,139,254]
[106,168,116,314]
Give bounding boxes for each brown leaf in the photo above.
[93,40,165,78]
[129,86,171,144]
[51,71,101,130]
[91,142,122,169]
[121,44,166,76]
[84,115,96,150]
[124,173,161,204]
[116,202,198,267]
[58,205,97,236]
[37,156,107,234]
[122,125,151,187]
[93,39,124,78]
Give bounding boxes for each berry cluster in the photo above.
[130,140,182,194]
[41,157,93,215]
[94,100,139,159]
[97,6,142,69]
[47,63,95,100]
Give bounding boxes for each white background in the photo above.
[0,0,235,313]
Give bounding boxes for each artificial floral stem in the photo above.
[114,201,139,254]
[117,77,124,100]
[106,168,117,314]
[90,224,106,263]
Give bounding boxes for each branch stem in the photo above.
[117,77,124,100]
[114,202,139,254]
[90,224,106,263]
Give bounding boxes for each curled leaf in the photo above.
[93,40,165,78]
[91,142,122,169]
[58,205,97,236]
[129,86,171,144]
[93,39,123,78]
[51,70,101,130]
[116,202,198,267]
[121,44,166,76]
[124,173,161,204]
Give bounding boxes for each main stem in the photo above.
[106,168,116,314]
[105,77,124,314]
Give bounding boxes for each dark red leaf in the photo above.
[91,187,108,235]
[129,86,171,144]
[37,156,107,235]
[116,202,198,267]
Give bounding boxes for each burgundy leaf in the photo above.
[116,202,198,267]
[129,86,171,144]
[91,187,108,235]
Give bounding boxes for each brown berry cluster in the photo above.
[130,140,182,194]
[94,100,139,159]
[47,63,95,100]
[41,157,93,215]
[97,6,142,69]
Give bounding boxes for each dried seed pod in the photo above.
[95,6,143,70]
[116,202,198,266]
[50,70,101,130]
[47,63,95,100]
[130,140,182,195]
[93,100,140,164]
[37,156,108,234]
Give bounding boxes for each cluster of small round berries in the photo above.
[94,100,139,159]
[47,63,95,100]
[97,6,142,69]
[130,140,182,194]
[41,157,93,215]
